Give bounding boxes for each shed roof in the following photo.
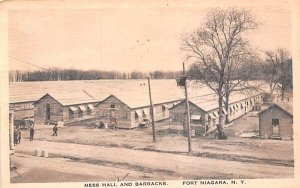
[258,103,293,117]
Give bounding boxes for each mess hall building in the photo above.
[33,91,102,125]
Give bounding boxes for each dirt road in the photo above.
[11,139,293,183]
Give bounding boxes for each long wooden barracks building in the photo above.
[10,80,266,130]
[169,92,263,135]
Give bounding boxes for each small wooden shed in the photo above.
[258,104,293,140]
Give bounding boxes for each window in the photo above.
[78,110,83,117]
[99,110,107,117]
[87,109,92,115]
[272,119,279,126]
[162,105,166,116]
[69,109,74,119]
[24,104,34,110]
[119,111,127,119]
[135,112,139,119]
[191,115,201,124]
[110,104,116,108]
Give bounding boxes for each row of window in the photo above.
[99,110,128,119]
[135,106,167,119]
[69,109,93,118]
[68,105,95,119]
[14,104,34,110]
[206,97,259,120]
[98,106,168,121]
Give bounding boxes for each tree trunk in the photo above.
[225,93,230,124]
[281,84,285,101]
[270,83,275,103]
[218,94,225,134]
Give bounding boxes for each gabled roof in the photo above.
[33,91,101,106]
[33,93,63,106]
[95,94,182,109]
[169,100,205,112]
[258,104,293,118]
[94,94,131,109]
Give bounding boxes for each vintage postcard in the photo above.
[0,0,299,188]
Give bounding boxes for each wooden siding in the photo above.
[10,102,34,119]
[34,95,63,125]
[62,104,98,124]
[34,94,98,125]
[97,96,132,129]
[130,102,174,128]
[169,102,207,135]
[170,95,261,135]
[97,95,176,129]
[259,106,293,140]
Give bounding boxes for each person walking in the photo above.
[52,124,58,136]
[29,126,34,141]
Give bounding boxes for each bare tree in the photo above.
[222,55,266,123]
[264,48,292,101]
[182,7,258,136]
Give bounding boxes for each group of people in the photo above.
[13,125,35,145]
[13,123,58,145]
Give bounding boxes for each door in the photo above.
[110,110,116,125]
[272,118,280,135]
[46,104,51,121]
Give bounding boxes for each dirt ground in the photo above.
[12,113,294,183]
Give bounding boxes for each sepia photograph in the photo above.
[0,0,299,187]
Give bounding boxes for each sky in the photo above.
[8,1,292,72]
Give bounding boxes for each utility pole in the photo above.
[148,77,156,143]
[183,62,192,154]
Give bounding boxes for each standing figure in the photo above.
[13,128,18,146]
[18,128,21,144]
[29,126,34,141]
[52,124,58,136]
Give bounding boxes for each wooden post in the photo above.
[9,108,15,152]
[183,62,192,154]
[9,108,15,169]
[148,78,156,143]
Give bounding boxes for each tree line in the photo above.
[9,69,182,82]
